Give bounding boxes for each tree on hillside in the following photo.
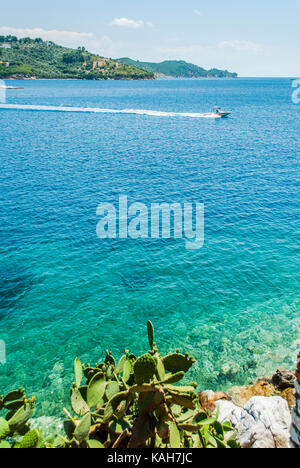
[22,37,33,44]
[5,35,18,43]
[62,51,85,64]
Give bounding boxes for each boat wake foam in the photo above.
[0,103,221,119]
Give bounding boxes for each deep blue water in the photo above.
[0,78,299,417]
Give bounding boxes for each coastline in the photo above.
[198,365,297,449]
[1,76,156,81]
[17,361,299,449]
[201,368,296,411]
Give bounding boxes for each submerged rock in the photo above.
[29,416,64,440]
[216,396,292,449]
[272,369,295,390]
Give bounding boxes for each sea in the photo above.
[0,78,299,417]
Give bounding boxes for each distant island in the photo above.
[0,36,154,80]
[117,58,238,79]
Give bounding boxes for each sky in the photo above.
[1,0,299,77]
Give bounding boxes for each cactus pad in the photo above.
[74,358,83,388]
[0,418,10,440]
[8,403,34,432]
[86,372,106,409]
[74,413,91,444]
[3,389,25,404]
[162,353,195,373]
[70,387,90,416]
[147,320,155,350]
[19,429,39,448]
[133,354,157,384]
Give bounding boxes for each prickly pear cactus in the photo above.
[0,321,239,449]
[0,389,48,449]
[55,321,239,449]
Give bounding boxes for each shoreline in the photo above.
[1,76,295,83]
[21,365,299,448]
[1,76,156,82]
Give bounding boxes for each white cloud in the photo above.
[108,18,153,29]
[0,26,93,47]
[155,40,264,63]
[156,44,213,60]
[217,40,263,53]
[194,9,203,16]
[0,26,124,57]
[0,25,138,59]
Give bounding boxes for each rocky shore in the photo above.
[199,368,297,448]
[25,362,299,449]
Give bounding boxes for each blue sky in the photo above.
[1,0,299,76]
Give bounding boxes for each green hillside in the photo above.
[0,36,154,80]
[117,58,238,78]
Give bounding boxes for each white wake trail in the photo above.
[0,103,221,119]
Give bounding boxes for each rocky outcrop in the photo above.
[291,353,300,448]
[225,376,295,410]
[215,396,292,449]
[199,364,299,448]
[198,390,231,412]
[227,381,276,407]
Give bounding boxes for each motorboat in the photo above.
[214,107,230,118]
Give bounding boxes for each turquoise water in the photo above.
[0,78,299,417]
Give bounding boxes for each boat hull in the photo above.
[216,112,230,118]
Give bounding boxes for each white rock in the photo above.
[245,397,291,448]
[216,396,292,449]
[216,400,255,431]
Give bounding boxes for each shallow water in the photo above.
[0,78,299,417]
